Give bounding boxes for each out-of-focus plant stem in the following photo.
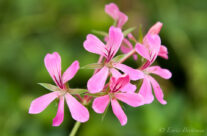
[119,49,136,63]
[69,121,81,136]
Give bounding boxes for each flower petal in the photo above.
[138,77,154,104]
[92,95,110,113]
[111,99,127,126]
[114,63,144,80]
[120,82,136,93]
[115,93,144,107]
[87,66,109,93]
[120,38,133,53]
[29,92,59,114]
[143,34,161,58]
[83,34,107,56]
[62,60,79,84]
[147,22,163,35]
[110,74,130,92]
[135,43,150,60]
[158,45,168,59]
[65,93,89,122]
[110,69,135,92]
[106,26,123,59]
[105,3,120,20]
[148,76,167,105]
[117,12,128,28]
[44,52,62,87]
[145,66,172,79]
[110,68,122,77]
[52,96,64,126]
[120,44,131,54]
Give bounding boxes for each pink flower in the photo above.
[138,66,172,104]
[92,75,144,126]
[105,3,128,28]
[84,26,144,93]
[29,52,89,126]
[147,22,168,59]
[135,22,168,68]
[135,33,161,69]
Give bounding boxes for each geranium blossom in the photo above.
[29,2,173,131]
[135,22,168,69]
[92,75,144,125]
[138,66,172,104]
[119,22,168,62]
[105,3,128,28]
[84,26,143,93]
[129,22,172,104]
[135,33,161,69]
[29,52,89,126]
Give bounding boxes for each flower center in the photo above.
[105,47,115,62]
[105,61,113,68]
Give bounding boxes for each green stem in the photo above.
[119,49,136,63]
[69,121,81,136]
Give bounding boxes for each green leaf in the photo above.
[101,104,109,121]
[85,92,107,97]
[69,89,88,94]
[92,30,108,36]
[38,83,61,92]
[112,54,126,62]
[119,101,126,111]
[123,27,136,37]
[135,79,143,93]
[138,25,143,43]
[81,63,103,69]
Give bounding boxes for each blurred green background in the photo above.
[0,0,207,136]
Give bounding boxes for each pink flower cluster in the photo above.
[29,3,172,126]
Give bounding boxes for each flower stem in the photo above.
[69,121,81,136]
[119,49,136,63]
[94,55,104,74]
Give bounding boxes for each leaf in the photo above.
[69,89,88,94]
[138,25,143,43]
[123,27,136,37]
[101,104,109,121]
[38,83,61,92]
[119,101,126,111]
[81,63,103,69]
[92,30,108,36]
[85,92,107,97]
[112,54,126,62]
[135,79,143,93]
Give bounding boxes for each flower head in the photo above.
[138,66,172,104]
[105,3,128,28]
[29,52,89,126]
[135,22,168,69]
[135,34,161,69]
[92,75,144,125]
[84,26,144,93]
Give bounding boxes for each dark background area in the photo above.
[0,0,207,136]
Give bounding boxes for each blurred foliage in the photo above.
[0,0,207,136]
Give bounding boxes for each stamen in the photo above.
[53,75,64,89]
